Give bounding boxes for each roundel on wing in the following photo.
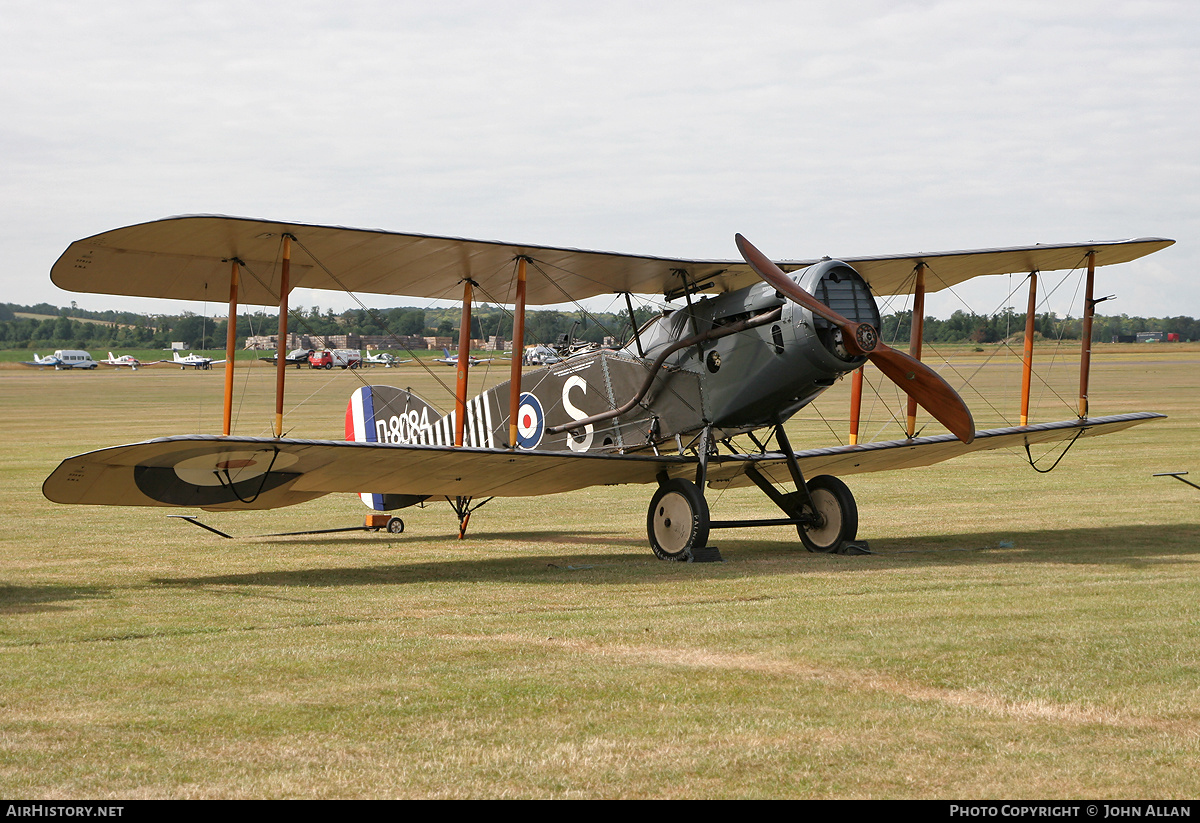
[515,392,545,450]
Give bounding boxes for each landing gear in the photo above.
[647,478,710,560]
[448,495,493,539]
[797,475,858,553]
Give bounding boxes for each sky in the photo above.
[4,0,1197,323]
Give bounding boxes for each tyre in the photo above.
[798,475,858,553]
[646,479,710,560]
[386,517,405,534]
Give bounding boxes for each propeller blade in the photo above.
[735,233,975,444]
[863,344,975,444]
[735,234,868,348]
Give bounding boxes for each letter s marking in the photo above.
[562,375,594,453]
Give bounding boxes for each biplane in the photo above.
[42,216,1173,558]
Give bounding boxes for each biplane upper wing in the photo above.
[51,215,1174,305]
[43,413,1163,511]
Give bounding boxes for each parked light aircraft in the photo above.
[259,348,314,369]
[363,351,411,367]
[100,352,143,369]
[434,348,494,367]
[20,352,65,368]
[172,351,226,370]
[523,344,562,366]
[42,216,1173,558]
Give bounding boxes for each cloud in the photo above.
[2,0,1196,318]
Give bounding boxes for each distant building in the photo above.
[307,334,358,350]
[243,334,280,350]
[360,334,428,350]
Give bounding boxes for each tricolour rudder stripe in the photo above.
[346,386,384,509]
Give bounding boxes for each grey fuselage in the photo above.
[449,259,883,454]
[623,259,881,439]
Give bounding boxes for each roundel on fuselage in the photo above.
[516,392,545,450]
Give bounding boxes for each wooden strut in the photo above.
[454,279,474,447]
[848,366,863,445]
[905,263,926,439]
[1020,272,1038,425]
[222,258,240,436]
[449,495,492,539]
[508,258,528,449]
[1079,251,1096,418]
[273,235,292,438]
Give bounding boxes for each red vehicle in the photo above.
[308,349,362,370]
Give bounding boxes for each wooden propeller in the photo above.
[735,233,975,444]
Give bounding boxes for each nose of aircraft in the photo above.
[735,233,975,444]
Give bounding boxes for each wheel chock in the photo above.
[685,546,724,563]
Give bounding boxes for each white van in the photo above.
[52,350,98,370]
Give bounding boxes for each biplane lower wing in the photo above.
[705,412,1165,488]
[41,435,691,511]
[43,413,1164,512]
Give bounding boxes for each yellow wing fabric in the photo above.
[43,414,1163,511]
[51,215,1173,305]
[705,413,1165,489]
[42,436,689,511]
[51,215,741,307]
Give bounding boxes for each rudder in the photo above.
[345,385,438,511]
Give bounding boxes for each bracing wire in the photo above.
[288,235,458,402]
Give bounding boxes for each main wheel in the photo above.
[646,479,710,560]
[798,475,858,553]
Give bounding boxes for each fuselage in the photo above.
[623,258,880,436]
[355,259,882,456]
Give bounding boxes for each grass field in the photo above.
[1,344,1197,798]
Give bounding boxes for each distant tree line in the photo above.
[0,301,1194,351]
[879,308,1200,345]
[0,302,659,351]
